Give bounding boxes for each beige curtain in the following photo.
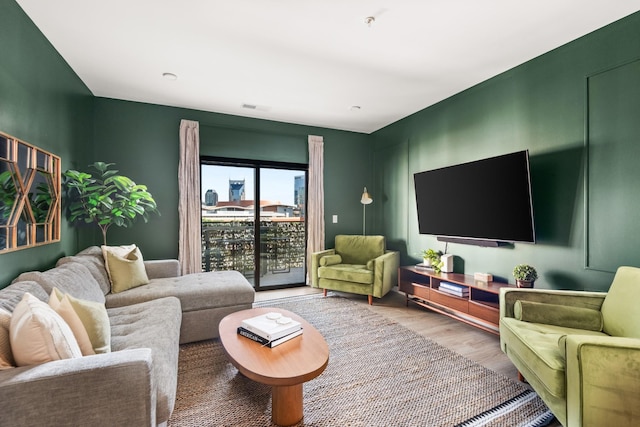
[307,135,325,283]
[178,119,202,275]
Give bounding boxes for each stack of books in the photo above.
[414,263,433,270]
[438,282,470,298]
[237,312,303,348]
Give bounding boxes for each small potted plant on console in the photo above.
[421,249,444,273]
[513,264,538,288]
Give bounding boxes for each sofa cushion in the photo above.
[102,245,149,293]
[318,264,373,285]
[105,270,255,312]
[501,317,606,398]
[108,296,181,423]
[601,266,640,338]
[514,300,603,331]
[13,263,105,304]
[10,293,82,366]
[49,291,96,356]
[57,252,111,296]
[144,259,181,279]
[0,308,14,369]
[0,281,48,312]
[335,235,385,265]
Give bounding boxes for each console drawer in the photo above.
[401,282,430,300]
[469,301,499,325]
[431,290,469,313]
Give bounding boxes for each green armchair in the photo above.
[499,266,640,427]
[310,235,399,305]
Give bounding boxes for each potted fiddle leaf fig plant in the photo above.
[421,248,444,273]
[513,264,538,288]
[63,162,159,245]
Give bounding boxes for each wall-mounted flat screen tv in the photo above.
[414,150,535,246]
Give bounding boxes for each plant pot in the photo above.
[516,279,534,288]
[423,258,432,267]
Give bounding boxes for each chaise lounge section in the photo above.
[58,246,256,343]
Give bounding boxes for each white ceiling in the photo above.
[15,1,640,134]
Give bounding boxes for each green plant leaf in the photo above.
[63,162,160,245]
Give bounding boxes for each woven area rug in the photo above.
[168,294,553,427]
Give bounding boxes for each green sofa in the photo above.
[310,235,399,305]
[499,266,640,426]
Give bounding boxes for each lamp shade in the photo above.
[361,187,373,205]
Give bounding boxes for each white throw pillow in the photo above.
[49,290,96,356]
[0,308,14,369]
[10,293,82,366]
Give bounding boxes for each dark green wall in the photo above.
[371,12,640,292]
[91,98,371,260]
[0,0,93,287]
[586,59,640,273]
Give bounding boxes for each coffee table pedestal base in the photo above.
[272,383,303,426]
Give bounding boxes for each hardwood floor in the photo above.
[256,286,561,426]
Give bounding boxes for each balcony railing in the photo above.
[201,219,305,275]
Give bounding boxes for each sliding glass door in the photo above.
[201,158,307,289]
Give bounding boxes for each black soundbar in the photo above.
[437,236,511,247]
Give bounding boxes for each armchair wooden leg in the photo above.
[368,295,373,305]
[323,289,327,297]
[517,371,525,382]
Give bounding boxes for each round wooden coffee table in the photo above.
[219,307,329,426]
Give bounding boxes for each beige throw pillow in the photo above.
[52,288,111,354]
[101,245,149,293]
[101,244,136,279]
[9,293,82,366]
[0,308,14,369]
[49,290,96,356]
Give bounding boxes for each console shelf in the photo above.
[398,266,516,334]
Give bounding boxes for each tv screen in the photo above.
[414,150,535,245]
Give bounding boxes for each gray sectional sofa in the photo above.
[0,246,255,426]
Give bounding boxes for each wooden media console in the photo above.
[398,266,516,334]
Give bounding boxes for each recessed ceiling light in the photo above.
[162,72,177,81]
[241,103,272,112]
